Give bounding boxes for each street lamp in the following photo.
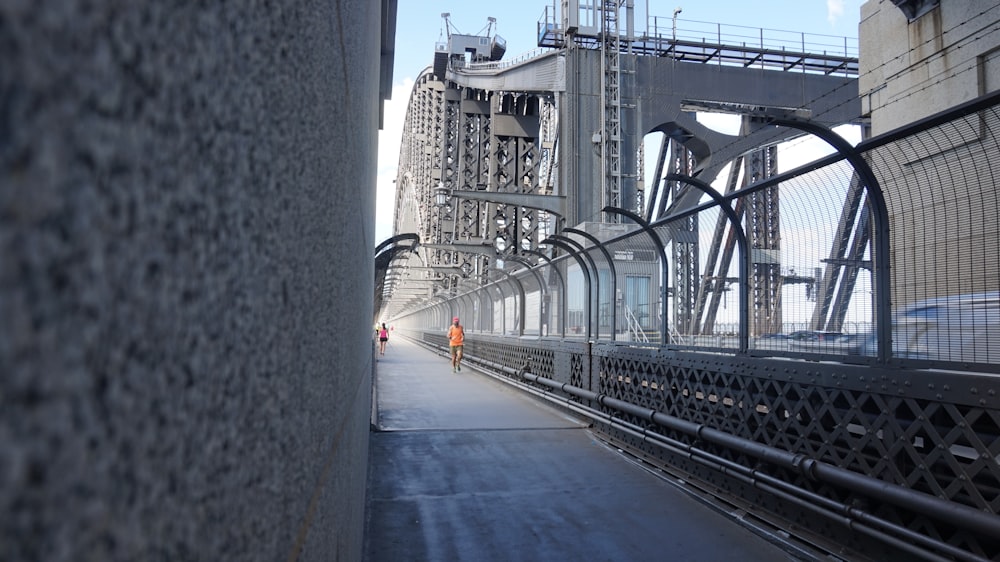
[434,183,449,207]
[494,206,508,228]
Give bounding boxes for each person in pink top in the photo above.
[377,323,389,355]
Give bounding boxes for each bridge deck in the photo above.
[364,338,804,561]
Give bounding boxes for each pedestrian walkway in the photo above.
[364,338,804,561]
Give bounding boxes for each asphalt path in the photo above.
[364,337,802,562]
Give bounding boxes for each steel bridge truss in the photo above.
[385,2,868,331]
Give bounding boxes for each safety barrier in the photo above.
[406,329,1000,561]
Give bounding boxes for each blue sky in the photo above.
[376,0,866,242]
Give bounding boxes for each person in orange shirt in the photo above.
[447,316,465,372]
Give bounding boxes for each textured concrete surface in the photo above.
[366,339,800,561]
[1,2,386,560]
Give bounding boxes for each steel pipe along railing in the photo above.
[515,367,1000,560]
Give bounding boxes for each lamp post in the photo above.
[433,183,449,207]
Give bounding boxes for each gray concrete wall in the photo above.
[858,0,1000,303]
[860,0,1000,134]
[1,2,384,560]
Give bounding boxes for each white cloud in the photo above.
[375,78,414,244]
[827,0,845,26]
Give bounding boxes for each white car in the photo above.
[894,291,1000,364]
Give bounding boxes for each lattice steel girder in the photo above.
[446,36,858,228]
[696,157,744,334]
[538,97,559,194]
[769,116,890,361]
[633,56,860,187]
[395,74,445,240]
[811,170,871,332]
[745,135,781,336]
[485,96,544,258]
[827,198,872,331]
[601,19,624,216]
[437,88,462,244]
[457,93,491,240]
[665,173,751,350]
[407,76,447,250]
[668,140,699,334]
[455,190,566,217]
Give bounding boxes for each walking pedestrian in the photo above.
[378,323,389,355]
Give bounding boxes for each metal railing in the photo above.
[534,6,858,76]
[402,331,1000,561]
[386,90,1000,559]
[623,306,648,343]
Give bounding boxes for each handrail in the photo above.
[623,306,648,343]
[518,365,1000,555]
[452,48,558,73]
[535,9,857,76]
